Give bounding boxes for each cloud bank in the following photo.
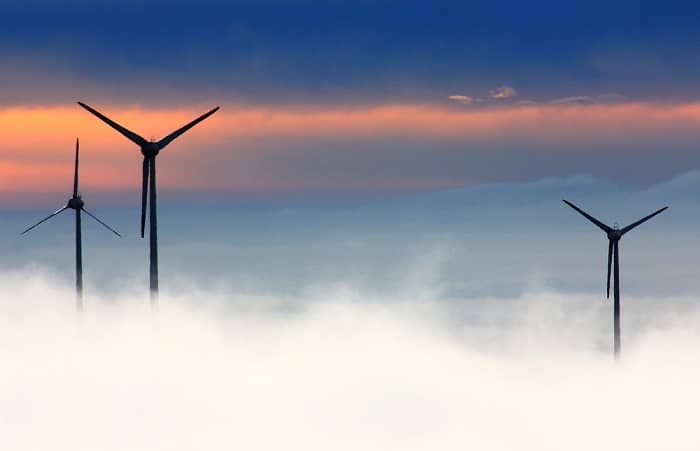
[1,271,700,451]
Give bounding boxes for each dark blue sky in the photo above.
[3,0,700,105]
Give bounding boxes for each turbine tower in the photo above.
[22,138,121,311]
[563,200,667,359]
[77,102,219,305]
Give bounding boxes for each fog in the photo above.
[2,271,699,451]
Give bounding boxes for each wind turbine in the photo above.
[563,200,667,359]
[77,102,219,304]
[21,138,121,311]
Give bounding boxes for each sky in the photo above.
[2,0,700,202]
[3,3,700,449]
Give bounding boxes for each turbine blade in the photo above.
[141,157,150,238]
[607,239,613,299]
[81,208,122,237]
[620,206,669,235]
[21,207,68,234]
[562,200,612,233]
[156,106,220,150]
[78,102,149,147]
[73,137,79,197]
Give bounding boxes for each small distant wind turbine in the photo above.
[22,138,121,311]
[77,102,219,304]
[563,200,667,359]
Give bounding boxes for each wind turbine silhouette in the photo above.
[563,200,667,359]
[77,102,219,304]
[21,138,121,311]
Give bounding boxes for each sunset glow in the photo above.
[2,102,700,196]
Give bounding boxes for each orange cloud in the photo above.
[2,102,700,197]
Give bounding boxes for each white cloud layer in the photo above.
[1,271,700,451]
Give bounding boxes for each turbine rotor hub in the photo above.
[141,142,160,158]
[607,230,621,240]
[68,196,84,210]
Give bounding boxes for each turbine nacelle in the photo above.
[607,229,622,241]
[141,141,160,158]
[67,196,84,210]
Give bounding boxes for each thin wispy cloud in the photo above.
[548,94,628,105]
[448,95,475,105]
[550,95,595,105]
[489,85,517,99]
